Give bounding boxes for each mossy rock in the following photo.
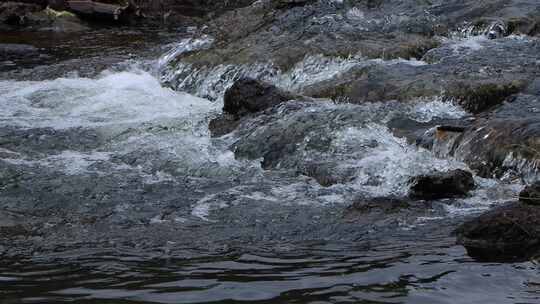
[446,80,526,114]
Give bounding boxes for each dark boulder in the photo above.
[456,202,540,262]
[209,78,302,137]
[520,181,540,206]
[223,78,298,117]
[409,169,475,200]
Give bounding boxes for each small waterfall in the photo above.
[501,152,540,183]
[158,43,427,102]
[431,126,465,158]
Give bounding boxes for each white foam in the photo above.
[329,123,467,196]
[410,97,467,122]
[0,70,217,130]
[444,177,522,216]
[450,35,486,53]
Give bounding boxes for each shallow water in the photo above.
[0,29,538,303]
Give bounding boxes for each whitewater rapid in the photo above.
[0,30,529,224]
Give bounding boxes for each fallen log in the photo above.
[67,0,132,21]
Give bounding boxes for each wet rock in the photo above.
[208,114,241,137]
[445,81,525,114]
[167,0,442,78]
[453,95,540,179]
[48,0,68,11]
[223,78,298,117]
[343,196,433,227]
[409,169,475,200]
[520,181,540,206]
[163,0,540,103]
[231,101,362,169]
[302,63,443,103]
[32,9,89,32]
[456,202,540,262]
[276,0,316,9]
[420,93,540,180]
[0,3,88,32]
[130,0,255,25]
[305,36,539,104]
[209,78,302,136]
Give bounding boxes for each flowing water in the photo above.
[0,31,539,304]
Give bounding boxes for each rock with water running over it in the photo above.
[163,0,540,104]
[429,94,540,179]
[408,169,475,200]
[456,202,540,262]
[520,181,540,206]
[346,197,411,215]
[0,43,38,56]
[343,196,433,228]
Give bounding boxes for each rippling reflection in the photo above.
[2,241,540,303]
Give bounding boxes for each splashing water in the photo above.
[0,68,257,180]
[0,70,216,130]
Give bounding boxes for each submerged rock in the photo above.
[343,196,433,228]
[520,181,540,206]
[346,197,411,215]
[0,43,38,56]
[223,78,298,117]
[409,169,475,200]
[456,202,540,262]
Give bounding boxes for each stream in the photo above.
[1,26,539,304]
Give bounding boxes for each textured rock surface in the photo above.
[456,202,540,262]
[427,94,540,179]
[520,181,540,205]
[162,0,540,106]
[223,78,298,117]
[409,169,475,200]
